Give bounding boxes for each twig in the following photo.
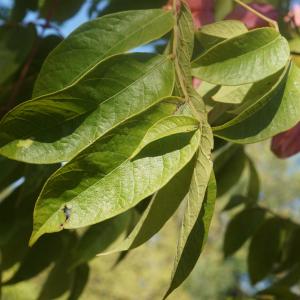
[234,0,279,32]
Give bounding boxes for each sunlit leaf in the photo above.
[30,116,200,245]
[67,264,90,300]
[192,28,289,86]
[98,155,197,255]
[33,9,174,97]
[195,20,248,49]
[0,53,175,163]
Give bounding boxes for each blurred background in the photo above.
[1,0,300,299]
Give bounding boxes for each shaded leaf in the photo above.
[67,264,90,300]
[70,211,132,268]
[246,156,260,204]
[164,123,214,298]
[223,207,266,258]
[102,0,167,15]
[212,83,253,105]
[165,171,216,298]
[37,232,77,300]
[248,217,286,284]
[0,24,36,84]
[214,144,246,197]
[223,194,249,211]
[4,234,64,285]
[40,0,84,23]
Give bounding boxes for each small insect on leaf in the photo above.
[61,204,72,228]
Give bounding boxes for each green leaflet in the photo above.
[214,144,247,197]
[70,211,132,268]
[164,123,214,298]
[195,20,248,50]
[33,9,174,98]
[223,208,266,258]
[37,232,77,300]
[30,112,200,245]
[39,0,85,23]
[213,62,300,143]
[248,217,287,284]
[212,83,253,104]
[0,24,36,84]
[192,28,290,86]
[214,0,234,21]
[67,264,90,300]
[97,154,197,256]
[246,156,260,204]
[212,69,283,111]
[0,53,175,163]
[4,234,63,285]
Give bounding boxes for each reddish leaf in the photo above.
[271,122,300,159]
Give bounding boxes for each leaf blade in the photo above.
[33,9,174,98]
[192,28,290,86]
[213,63,300,143]
[0,53,175,163]
[164,123,214,298]
[30,115,201,245]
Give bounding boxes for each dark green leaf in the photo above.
[0,24,36,84]
[37,232,77,300]
[223,195,249,211]
[164,171,216,298]
[223,207,266,258]
[39,0,84,23]
[4,234,64,285]
[214,144,246,197]
[67,264,90,300]
[70,211,132,268]
[102,0,167,15]
[246,156,260,204]
[164,123,214,297]
[248,217,286,284]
